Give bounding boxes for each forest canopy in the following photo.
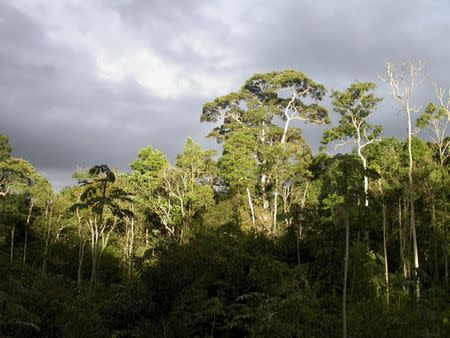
[0,67,449,337]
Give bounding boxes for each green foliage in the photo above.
[322,81,382,148]
[0,134,12,162]
[73,165,133,219]
[130,145,170,190]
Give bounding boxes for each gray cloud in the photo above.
[1,0,449,190]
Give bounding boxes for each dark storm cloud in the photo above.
[0,1,212,189]
[1,0,449,190]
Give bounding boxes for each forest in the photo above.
[0,66,449,337]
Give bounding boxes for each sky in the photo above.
[1,0,449,190]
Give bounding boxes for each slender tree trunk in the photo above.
[10,224,15,263]
[124,218,129,274]
[441,163,448,285]
[349,231,360,303]
[210,314,216,338]
[296,223,304,266]
[78,240,85,292]
[383,203,389,305]
[357,148,368,207]
[343,214,350,338]
[407,110,420,301]
[404,199,412,281]
[23,201,33,266]
[23,232,28,266]
[90,241,99,290]
[296,224,301,265]
[273,178,278,233]
[260,121,269,213]
[89,221,100,290]
[431,199,439,281]
[42,203,53,275]
[296,183,309,265]
[282,185,290,227]
[246,187,255,226]
[76,207,84,292]
[89,183,106,289]
[399,198,407,292]
[410,190,419,300]
[261,174,269,210]
[128,203,135,280]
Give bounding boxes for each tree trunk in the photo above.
[441,163,448,285]
[23,201,33,266]
[296,223,303,266]
[273,178,278,233]
[89,183,107,289]
[261,174,269,210]
[343,214,350,338]
[431,199,439,281]
[246,187,255,225]
[398,198,407,292]
[296,183,309,266]
[260,122,269,212]
[78,240,85,292]
[90,241,99,290]
[349,231,360,303]
[10,224,15,263]
[407,109,420,301]
[128,204,135,280]
[383,203,389,305]
[42,203,53,275]
[410,188,419,300]
[357,148,368,207]
[76,207,84,292]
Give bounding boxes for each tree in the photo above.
[366,138,405,298]
[202,70,329,231]
[0,137,47,265]
[322,154,369,338]
[322,82,382,206]
[218,130,258,226]
[381,61,423,300]
[418,87,450,283]
[130,145,171,240]
[156,138,215,239]
[36,191,70,275]
[4,160,51,266]
[72,165,133,289]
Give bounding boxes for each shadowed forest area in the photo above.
[1,68,449,337]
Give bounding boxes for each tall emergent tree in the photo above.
[382,62,423,300]
[201,69,329,231]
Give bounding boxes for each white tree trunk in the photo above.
[383,203,389,305]
[407,108,420,301]
[273,178,278,232]
[246,187,255,225]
